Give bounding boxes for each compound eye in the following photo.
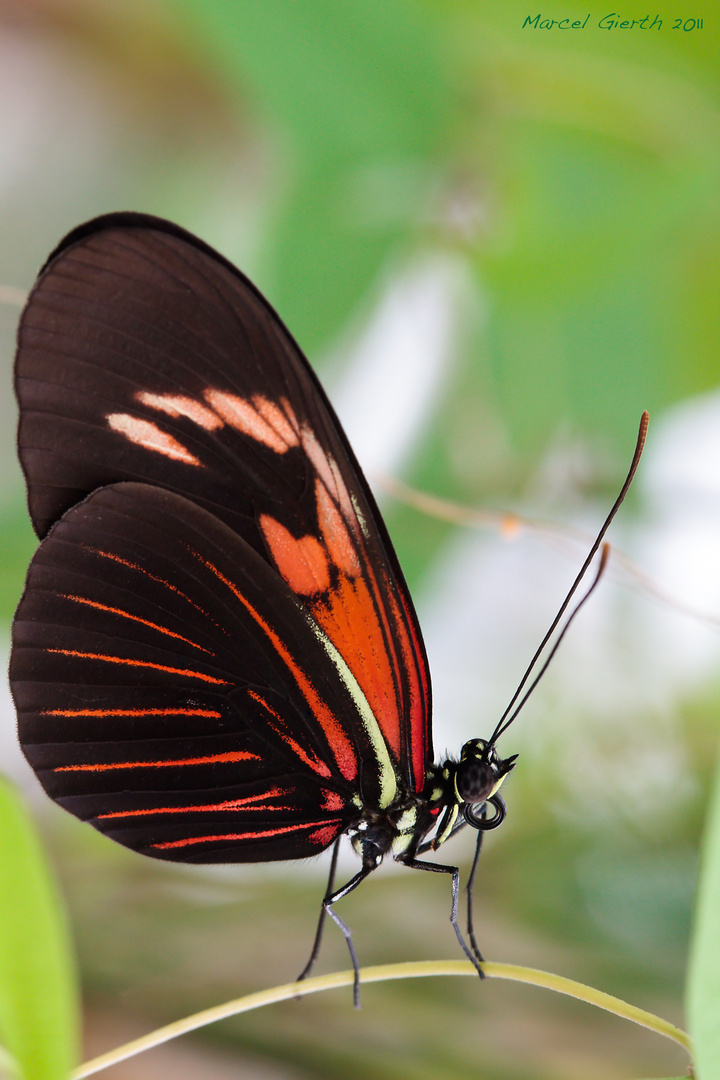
[456,758,495,803]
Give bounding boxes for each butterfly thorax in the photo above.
[349,795,430,869]
[347,738,516,872]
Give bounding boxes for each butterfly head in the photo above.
[455,738,518,831]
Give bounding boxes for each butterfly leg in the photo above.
[465,827,485,962]
[298,843,377,1007]
[297,837,341,986]
[400,855,485,979]
[462,792,506,963]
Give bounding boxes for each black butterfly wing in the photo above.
[15,214,431,792]
[10,482,410,861]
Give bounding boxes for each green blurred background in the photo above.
[1,1,719,1076]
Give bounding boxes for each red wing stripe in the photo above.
[46,649,228,684]
[54,750,260,773]
[193,554,357,781]
[97,787,292,819]
[151,818,343,850]
[247,690,332,778]
[62,594,212,653]
[397,587,430,790]
[43,708,222,718]
[86,547,225,629]
[308,824,341,847]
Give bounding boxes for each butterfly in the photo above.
[9,213,646,1003]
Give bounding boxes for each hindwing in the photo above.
[10,483,409,861]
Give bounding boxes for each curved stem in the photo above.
[74,959,691,1078]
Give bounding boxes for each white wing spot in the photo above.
[107,414,201,466]
[300,426,357,531]
[136,392,224,430]
[203,390,300,453]
[254,396,301,447]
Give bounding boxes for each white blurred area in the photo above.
[329,256,467,481]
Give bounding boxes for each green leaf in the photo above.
[686,752,720,1079]
[170,0,448,158]
[0,778,79,1080]
[168,0,449,351]
[262,153,426,354]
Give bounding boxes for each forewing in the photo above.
[10,483,407,862]
[15,214,431,789]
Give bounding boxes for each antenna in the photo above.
[491,543,610,741]
[488,411,649,746]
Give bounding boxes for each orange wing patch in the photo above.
[257,452,407,761]
[247,420,411,763]
[315,481,361,577]
[259,515,330,595]
[312,572,402,759]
